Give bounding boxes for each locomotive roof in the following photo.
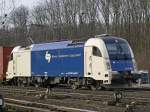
[99,36,127,43]
[31,40,84,51]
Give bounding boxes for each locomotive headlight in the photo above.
[0,95,4,107]
[0,99,3,106]
[133,59,137,71]
[106,61,111,70]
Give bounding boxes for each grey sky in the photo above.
[0,0,40,16]
[16,0,39,8]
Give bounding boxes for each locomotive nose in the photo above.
[110,60,134,72]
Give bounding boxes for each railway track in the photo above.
[1,86,150,102]
[0,86,122,111]
[0,86,113,112]
[5,98,98,112]
[0,87,150,100]
[0,89,112,104]
[1,86,150,112]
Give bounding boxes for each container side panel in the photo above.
[31,47,84,77]
[3,47,13,79]
[0,47,3,79]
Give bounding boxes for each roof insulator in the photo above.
[95,34,109,38]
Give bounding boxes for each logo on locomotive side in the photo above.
[45,51,51,63]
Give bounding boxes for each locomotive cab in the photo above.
[6,46,21,80]
[6,46,31,82]
[84,35,138,86]
[84,37,112,84]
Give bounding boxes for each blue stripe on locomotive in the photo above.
[31,45,84,77]
[110,60,134,72]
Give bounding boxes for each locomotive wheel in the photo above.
[18,81,24,87]
[90,85,97,91]
[71,83,78,90]
[34,84,39,88]
[99,86,106,90]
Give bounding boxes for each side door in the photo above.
[13,52,19,76]
[84,46,93,77]
[91,46,104,80]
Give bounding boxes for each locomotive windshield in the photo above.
[104,39,132,60]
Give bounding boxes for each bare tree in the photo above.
[98,0,111,33]
[10,5,29,44]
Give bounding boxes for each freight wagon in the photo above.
[6,35,139,90]
[0,47,13,81]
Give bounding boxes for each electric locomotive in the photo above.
[6,34,138,89]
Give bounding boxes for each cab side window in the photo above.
[92,46,102,57]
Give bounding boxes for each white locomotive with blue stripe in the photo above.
[6,35,138,89]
